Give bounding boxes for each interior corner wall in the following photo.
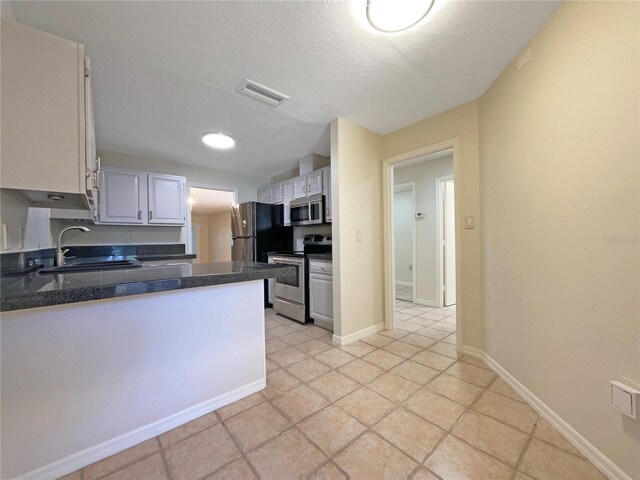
[381,101,483,349]
[479,2,640,477]
[331,118,384,338]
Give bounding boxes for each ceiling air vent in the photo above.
[237,79,289,106]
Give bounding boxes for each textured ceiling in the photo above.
[10,1,561,176]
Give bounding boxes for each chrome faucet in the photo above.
[55,226,90,266]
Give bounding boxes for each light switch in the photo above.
[464,216,475,229]
[356,231,363,243]
[611,381,639,420]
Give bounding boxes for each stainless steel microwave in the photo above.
[290,194,324,226]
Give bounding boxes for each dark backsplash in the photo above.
[0,244,186,275]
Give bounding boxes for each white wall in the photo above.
[331,118,384,339]
[393,189,413,285]
[394,155,454,304]
[479,2,639,477]
[0,191,54,251]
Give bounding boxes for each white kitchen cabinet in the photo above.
[269,183,283,204]
[98,168,146,224]
[97,167,186,225]
[258,187,270,203]
[1,20,96,209]
[148,173,186,224]
[282,180,293,226]
[292,176,308,200]
[309,259,333,330]
[322,167,331,222]
[307,170,323,196]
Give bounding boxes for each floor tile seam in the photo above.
[87,437,163,480]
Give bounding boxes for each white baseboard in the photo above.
[395,280,413,287]
[16,379,266,480]
[414,298,438,307]
[332,322,384,346]
[462,346,629,480]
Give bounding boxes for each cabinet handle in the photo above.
[138,211,142,220]
[148,211,153,221]
[94,170,100,191]
[303,184,307,193]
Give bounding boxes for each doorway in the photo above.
[188,185,237,264]
[384,143,461,350]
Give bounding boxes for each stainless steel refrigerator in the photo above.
[231,202,293,264]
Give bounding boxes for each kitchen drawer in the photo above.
[309,259,332,275]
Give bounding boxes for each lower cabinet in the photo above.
[309,259,333,331]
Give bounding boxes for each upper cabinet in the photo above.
[269,184,283,204]
[0,20,96,209]
[99,168,146,224]
[148,174,186,224]
[322,167,332,222]
[292,171,323,200]
[97,167,185,226]
[258,187,270,203]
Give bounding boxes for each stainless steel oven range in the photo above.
[271,252,306,322]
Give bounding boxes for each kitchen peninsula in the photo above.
[1,259,294,479]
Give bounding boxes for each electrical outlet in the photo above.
[356,231,363,243]
[124,235,132,244]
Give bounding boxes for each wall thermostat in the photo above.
[415,212,425,219]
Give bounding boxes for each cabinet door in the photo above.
[84,57,99,208]
[148,173,186,224]
[309,273,334,323]
[1,20,85,195]
[258,187,270,203]
[282,181,293,226]
[269,184,283,203]
[322,167,331,222]
[98,168,146,224]
[307,171,323,196]
[292,176,308,199]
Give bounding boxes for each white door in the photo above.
[293,176,308,199]
[148,173,185,224]
[443,180,456,306]
[307,171,323,196]
[393,188,414,300]
[322,167,331,222]
[269,184,283,204]
[98,168,145,224]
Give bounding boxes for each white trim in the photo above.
[414,297,438,308]
[382,139,462,355]
[395,280,413,287]
[332,322,384,346]
[15,379,266,480]
[392,181,417,303]
[436,174,454,308]
[461,347,629,480]
[186,182,239,255]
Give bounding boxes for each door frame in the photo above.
[436,175,454,308]
[382,138,463,353]
[393,182,416,303]
[186,182,238,256]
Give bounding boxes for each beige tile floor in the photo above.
[60,302,607,480]
[395,284,413,302]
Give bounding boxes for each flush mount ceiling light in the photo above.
[202,132,235,150]
[365,0,434,33]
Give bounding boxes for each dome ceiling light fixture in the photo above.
[202,132,235,150]
[365,0,435,33]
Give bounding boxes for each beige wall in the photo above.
[394,155,454,304]
[191,214,209,263]
[479,2,639,477]
[208,211,231,262]
[330,118,384,338]
[382,101,483,348]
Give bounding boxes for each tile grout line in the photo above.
[156,436,174,480]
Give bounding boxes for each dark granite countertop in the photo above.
[1,262,295,312]
[307,253,332,261]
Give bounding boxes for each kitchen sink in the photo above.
[39,260,142,274]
